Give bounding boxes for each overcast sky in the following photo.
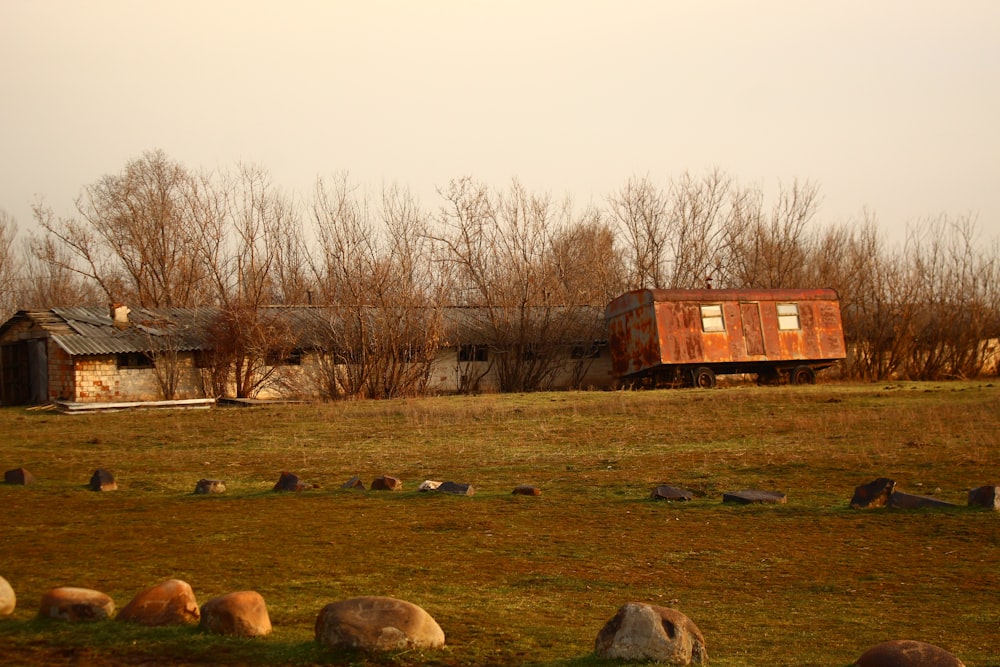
[2,0,998,245]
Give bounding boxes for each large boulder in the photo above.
[200,590,272,637]
[437,481,475,496]
[315,596,445,651]
[0,576,15,616]
[855,639,964,667]
[968,485,1000,510]
[89,468,117,492]
[594,602,707,665]
[371,476,403,491]
[116,579,200,626]
[851,477,895,509]
[4,468,35,485]
[273,471,314,491]
[39,587,114,622]
[194,479,226,494]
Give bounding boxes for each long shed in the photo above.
[605,288,846,387]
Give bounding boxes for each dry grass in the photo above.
[0,381,998,666]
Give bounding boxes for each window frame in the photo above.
[776,302,801,331]
[700,304,726,333]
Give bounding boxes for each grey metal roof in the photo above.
[2,304,608,357]
[46,307,217,356]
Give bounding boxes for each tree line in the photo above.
[1,150,998,396]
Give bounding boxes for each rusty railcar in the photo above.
[605,288,846,387]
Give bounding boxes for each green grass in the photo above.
[0,381,998,666]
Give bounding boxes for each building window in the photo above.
[458,344,488,362]
[117,352,153,369]
[777,303,800,330]
[266,349,303,366]
[700,304,725,332]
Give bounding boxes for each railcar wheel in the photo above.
[791,365,816,385]
[691,366,716,389]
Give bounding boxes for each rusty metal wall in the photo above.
[606,288,846,378]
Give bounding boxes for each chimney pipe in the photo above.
[110,303,130,327]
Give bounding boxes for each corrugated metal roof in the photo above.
[2,304,608,357]
[45,307,217,356]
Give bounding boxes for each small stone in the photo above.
[39,586,114,622]
[512,485,541,496]
[117,579,200,626]
[200,590,272,637]
[0,576,15,616]
[371,475,402,491]
[594,602,707,665]
[855,639,964,667]
[4,468,35,485]
[194,479,226,494]
[437,481,475,496]
[967,485,1000,510]
[273,471,313,492]
[89,468,117,492]
[651,485,694,501]
[722,489,787,504]
[418,480,442,492]
[851,477,896,509]
[341,476,365,490]
[888,492,957,509]
[315,596,444,651]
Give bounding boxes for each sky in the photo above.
[2,0,998,246]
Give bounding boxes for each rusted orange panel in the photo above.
[605,288,846,378]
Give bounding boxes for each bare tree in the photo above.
[718,179,819,288]
[194,163,307,398]
[36,150,208,307]
[310,175,443,399]
[21,231,104,309]
[608,176,669,289]
[0,209,19,319]
[434,178,604,393]
[549,208,626,305]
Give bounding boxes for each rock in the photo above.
[4,468,35,485]
[437,481,475,496]
[968,485,1000,510]
[512,485,541,496]
[39,586,114,622]
[651,485,694,501]
[418,480,442,492]
[888,492,957,509]
[371,475,402,491]
[594,602,707,665]
[117,579,200,626]
[89,468,117,492]
[342,476,366,490]
[315,596,445,651]
[851,477,896,509]
[722,489,786,504]
[194,479,226,494]
[855,639,964,667]
[200,590,272,637]
[0,576,15,616]
[273,471,313,491]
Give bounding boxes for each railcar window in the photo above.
[777,303,800,330]
[700,304,725,332]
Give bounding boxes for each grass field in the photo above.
[0,381,998,666]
